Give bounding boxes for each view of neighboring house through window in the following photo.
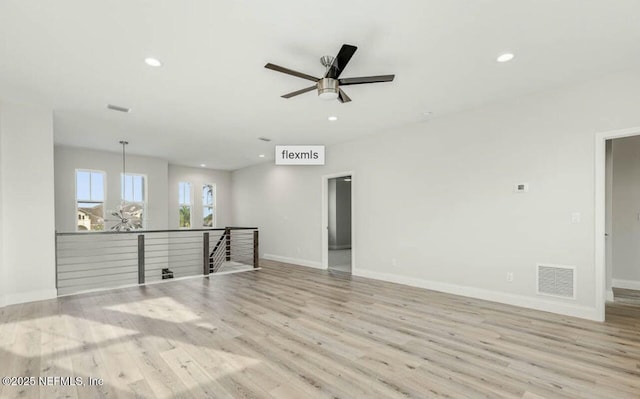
[76,170,105,231]
[178,182,191,228]
[202,184,215,227]
[121,173,146,229]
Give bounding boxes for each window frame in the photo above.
[75,169,106,232]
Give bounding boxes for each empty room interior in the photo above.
[2,1,640,398]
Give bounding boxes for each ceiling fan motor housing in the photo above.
[318,78,339,100]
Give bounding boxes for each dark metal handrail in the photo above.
[56,226,258,236]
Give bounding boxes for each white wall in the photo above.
[54,145,169,232]
[167,165,232,229]
[611,135,640,290]
[0,105,4,307]
[232,70,640,320]
[0,101,57,305]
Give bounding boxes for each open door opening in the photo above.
[327,175,352,273]
[605,136,640,319]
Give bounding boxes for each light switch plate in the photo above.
[571,212,581,224]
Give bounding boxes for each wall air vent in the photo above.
[536,264,576,299]
[107,104,131,113]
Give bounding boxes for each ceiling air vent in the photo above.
[107,104,131,113]
[537,264,576,299]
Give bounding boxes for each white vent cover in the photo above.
[537,264,576,299]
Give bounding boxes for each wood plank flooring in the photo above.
[614,287,640,305]
[0,259,639,398]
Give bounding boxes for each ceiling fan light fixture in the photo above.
[318,78,339,100]
[265,44,394,103]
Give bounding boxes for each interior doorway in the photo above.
[325,174,353,273]
[596,127,640,321]
[605,136,640,316]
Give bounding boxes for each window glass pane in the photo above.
[133,176,144,202]
[203,206,213,227]
[122,174,133,202]
[202,185,213,206]
[76,171,90,200]
[122,202,144,229]
[90,172,104,201]
[178,182,185,204]
[184,182,191,204]
[179,206,191,228]
[77,202,104,231]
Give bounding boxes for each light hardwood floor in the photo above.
[613,287,640,306]
[1,260,639,399]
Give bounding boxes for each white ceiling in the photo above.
[1,1,640,170]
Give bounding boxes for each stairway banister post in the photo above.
[138,234,145,284]
[203,232,210,276]
[253,230,259,268]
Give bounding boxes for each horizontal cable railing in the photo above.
[56,227,258,296]
[207,228,259,274]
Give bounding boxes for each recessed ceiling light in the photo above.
[144,57,162,67]
[259,154,265,158]
[496,53,514,63]
[200,164,206,167]
[344,178,352,182]
[328,116,338,121]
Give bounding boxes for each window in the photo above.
[121,173,146,229]
[178,182,191,228]
[202,184,216,227]
[76,170,105,231]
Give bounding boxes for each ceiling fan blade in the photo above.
[339,75,395,85]
[325,44,358,79]
[264,63,319,82]
[281,85,317,99]
[338,89,352,103]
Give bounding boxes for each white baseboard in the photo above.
[329,245,352,250]
[263,254,324,269]
[2,288,57,307]
[606,289,615,302]
[353,269,600,321]
[612,278,640,290]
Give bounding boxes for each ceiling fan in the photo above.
[264,44,395,103]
